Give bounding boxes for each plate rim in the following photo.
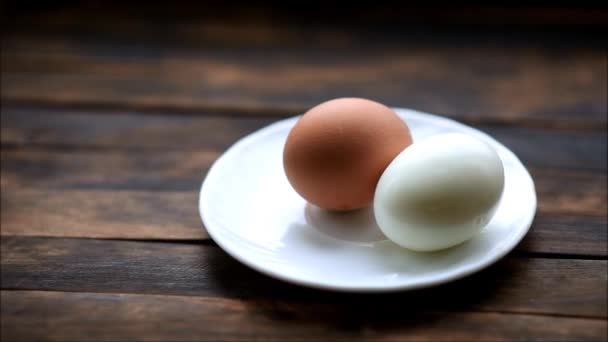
[199,108,537,292]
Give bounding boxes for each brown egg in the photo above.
[283,98,413,210]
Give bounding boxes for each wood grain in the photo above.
[1,236,606,318]
[1,188,606,257]
[2,290,606,342]
[1,108,274,150]
[2,149,605,215]
[1,189,207,240]
[518,214,607,257]
[532,169,607,216]
[0,149,217,191]
[2,37,606,129]
[2,109,605,254]
[2,107,607,171]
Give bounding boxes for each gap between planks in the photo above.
[0,289,605,321]
[1,236,606,318]
[2,290,606,341]
[2,107,606,174]
[1,183,606,256]
[0,235,606,261]
[2,101,606,131]
[2,33,606,131]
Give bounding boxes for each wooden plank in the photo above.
[1,189,207,240]
[2,291,606,342]
[1,237,606,317]
[0,149,217,191]
[2,36,606,129]
[518,214,607,257]
[1,188,606,256]
[533,169,607,216]
[486,128,606,172]
[1,108,274,150]
[2,107,607,171]
[1,148,605,215]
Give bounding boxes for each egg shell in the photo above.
[374,133,505,252]
[283,98,412,210]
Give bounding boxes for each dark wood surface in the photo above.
[1,3,607,341]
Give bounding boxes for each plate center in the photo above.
[304,204,388,243]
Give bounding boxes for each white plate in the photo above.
[199,108,536,292]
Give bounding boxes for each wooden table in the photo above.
[1,4,607,341]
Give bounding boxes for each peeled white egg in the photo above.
[374,133,505,252]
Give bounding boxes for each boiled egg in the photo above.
[374,133,504,252]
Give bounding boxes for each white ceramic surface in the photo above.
[199,108,537,292]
